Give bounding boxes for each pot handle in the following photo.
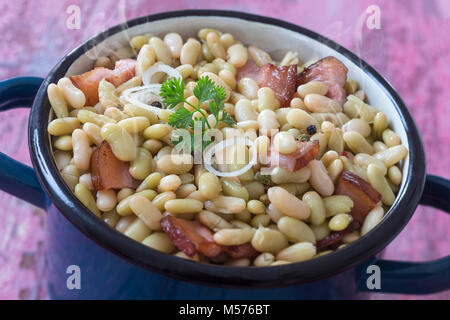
[0,77,49,209]
[358,174,450,294]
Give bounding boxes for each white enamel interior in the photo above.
[64,15,409,201]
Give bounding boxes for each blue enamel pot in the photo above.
[0,10,448,299]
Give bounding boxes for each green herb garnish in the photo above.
[255,171,272,186]
[295,133,310,142]
[160,76,236,151]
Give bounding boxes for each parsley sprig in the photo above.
[160,76,236,150]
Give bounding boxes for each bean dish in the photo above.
[47,28,408,267]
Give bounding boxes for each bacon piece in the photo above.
[161,216,197,257]
[267,140,319,172]
[70,67,112,106]
[296,56,348,105]
[223,243,259,259]
[161,216,223,258]
[236,62,297,108]
[335,171,382,223]
[161,216,260,260]
[90,141,136,190]
[257,64,297,108]
[70,59,136,106]
[316,221,361,250]
[236,59,261,82]
[106,58,136,87]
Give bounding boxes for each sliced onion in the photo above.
[142,62,182,85]
[121,84,163,114]
[203,137,257,177]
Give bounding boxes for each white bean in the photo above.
[180,39,201,66]
[270,167,311,184]
[157,174,182,193]
[218,69,236,90]
[47,83,68,118]
[206,32,226,59]
[53,135,73,151]
[373,145,408,167]
[54,151,72,170]
[273,131,297,154]
[72,129,91,171]
[248,46,272,66]
[118,117,150,134]
[149,37,172,65]
[163,32,183,58]
[204,196,246,214]
[311,222,330,241]
[136,44,156,77]
[198,172,221,200]
[308,160,334,196]
[251,227,288,254]
[82,123,102,145]
[129,195,163,230]
[343,131,373,155]
[367,164,395,206]
[77,110,116,127]
[142,232,175,253]
[198,210,233,231]
[57,77,86,109]
[74,183,100,216]
[327,158,343,183]
[277,216,316,243]
[353,153,387,174]
[227,44,248,68]
[213,229,254,246]
[156,154,193,175]
[287,108,318,130]
[238,78,259,100]
[388,166,402,186]
[98,79,119,109]
[267,187,310,220]
[302,191,326,226]
[323,195,354,217]
[342,119,371,138]
[61,164,79,190]
[328,213,352,231]
[257,87,278,111]
[361,206,384,236]
[124,218,151,242]
[116,77,142,95]
[297,81,327,98]
[220,33,235,49]
[234,99,257,122]
[100,123,137,161]
[254,253,275,267]
[96,189,117,212]
[48,117,80,136]
[304,94,342,113]
[79,173,93,190]
[276,242,316,262]
[129,148,153,180]
[164,199,203,214]
[258,109,279,136]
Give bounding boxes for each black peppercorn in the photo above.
[151,101,163,108]
[307,125,317,135]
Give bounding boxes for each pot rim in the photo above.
[28,9,426,288]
